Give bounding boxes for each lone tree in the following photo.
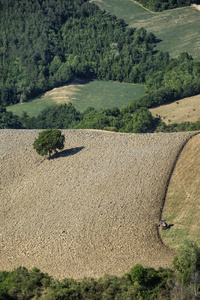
[33,129,65,158]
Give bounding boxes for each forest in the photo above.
[135,0,200,11]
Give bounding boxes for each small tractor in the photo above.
[159,219,170,230]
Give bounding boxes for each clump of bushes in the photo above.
[1,241,200,299]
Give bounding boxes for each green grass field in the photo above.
[92,0,200,60]
[160,134,200,249]
[7,80,145,117]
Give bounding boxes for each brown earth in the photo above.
[34,78,83,104]
[0,129,197,279]
[150,94,200,124]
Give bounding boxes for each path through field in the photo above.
[0,130,196,279]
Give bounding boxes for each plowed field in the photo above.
[0,130,197,279]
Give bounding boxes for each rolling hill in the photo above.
[0,129,196,279]
[161,133,200,249]
[92,0,200,60]
[149,94,200,124]
[6,80,145,117]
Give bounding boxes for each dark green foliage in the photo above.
[0,106,21,129]
[1,0,200,133]
[121,107,158,133]
[0,266,52,299]
[1,246,200,300]
[135,0,200,12]
[33,129,65,158]
[2,0,200,109]
[0,0,157,106]
[76,106,121,131]
[34,103,81,129]
[155,120,200,132]
[173,240,200,285]
[130,264,147,285]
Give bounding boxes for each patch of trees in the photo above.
[0,106,21,129]
[2,101,200,133]
[155,120,200,132]
[135,0,200,11]
[0,240,200,299]
[7,103,158,134]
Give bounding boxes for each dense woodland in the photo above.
[135,0,200,11]
[0,240,200,299]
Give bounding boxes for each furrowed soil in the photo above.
[0,130,197,279]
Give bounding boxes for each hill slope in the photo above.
[92,0,200,60]
[0,130,196,279]
[162,133,200,248]
[6,81,145,117]
[149,94,200,124]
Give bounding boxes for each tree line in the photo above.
[135,0,200,11]
[1,102,200,133]
[0,240,200,299]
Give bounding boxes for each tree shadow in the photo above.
[155,38,163,44]
[50,146,85,159]
[168,224,174,228]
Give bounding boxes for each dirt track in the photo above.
[0,130,196,279]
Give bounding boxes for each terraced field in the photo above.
[92,0,200,60]
[0,129,196,279]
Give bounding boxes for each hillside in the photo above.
[6,80,145,117]
[92,0,200,60]
[149,94,200,124]
[161,133,200,248]
[0,129,196,279]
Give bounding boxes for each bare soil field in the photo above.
[150,94,200,124]
[0,130,196,279]
[38,78,83,104]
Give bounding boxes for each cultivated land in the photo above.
[6,80,145,117]
[0,129,197,279]
[150,94,200,124]
[91,0,200,60]
[161,133,200,249]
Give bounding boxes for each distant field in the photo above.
[161,133,200,249]
[91,0,200,60]
[150,94,200,124]
[7,80,145,117]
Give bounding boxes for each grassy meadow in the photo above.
[92,0,200,60]
[7,80,145,117]
[161,134,200,249]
